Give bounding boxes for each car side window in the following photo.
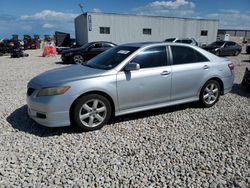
[182,39,192,44]
[131,46,168,69]
[175,40,182,43]
[90,43,102,49]
[227,42,235,46]
[171,46,209,65]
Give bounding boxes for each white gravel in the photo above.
[0,49,249,187]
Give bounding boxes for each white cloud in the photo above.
[92,8,101,13]
[207,9,250,30]
[42,23,55,28]
[132,0,195,17]
[20,10,77,22]
[20,25,32,31]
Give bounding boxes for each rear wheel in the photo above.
[200,80,221,107]
[73,54,84,64]
[71,94,112,131]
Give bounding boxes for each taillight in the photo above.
[228,63,234,71]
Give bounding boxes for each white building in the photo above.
[75,12,219,46]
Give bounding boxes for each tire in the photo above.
[73,54,84,64]
[71,94,112,131]
[200,80,221,108]
[234,50,240,56]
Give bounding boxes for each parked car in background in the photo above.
[203,41,242,56]
[61,41,117,64]
[246,41,250,54]
[0,39,14,55]
[27,42,234,131]
[165,38,198,46]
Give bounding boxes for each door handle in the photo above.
[203,65,210,69]
[161,71,171,75]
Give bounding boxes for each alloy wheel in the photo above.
[78,99,107,128]
[73,55,84,64]
[203,83,219,105]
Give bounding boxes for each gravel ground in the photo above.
[0,49,249,187]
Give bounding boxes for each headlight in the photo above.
[37,86,70,97]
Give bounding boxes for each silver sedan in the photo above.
[27,42,234,131]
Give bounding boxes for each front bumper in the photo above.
[26,89,72,127]
[61,55,72,63]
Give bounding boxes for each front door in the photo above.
[117,46,172,111]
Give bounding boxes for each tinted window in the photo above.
[86,46,139,70]
[211,41,225,46]
[182,39,192,44]
[171,46,209,65]
[226,42,235,46]
[131,46,167,69]
[165,38,176,42]
[90,43,102,48]
[175,40,182,43]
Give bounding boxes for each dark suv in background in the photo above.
[61,41,116,64]
[203,41,242,56]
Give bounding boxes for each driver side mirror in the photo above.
[124,63,140,71]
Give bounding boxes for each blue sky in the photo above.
[0,0,249,39]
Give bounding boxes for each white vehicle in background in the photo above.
[165,38,198,46]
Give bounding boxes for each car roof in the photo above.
[121,41,196,48]
[89,41,116,45]
[121,42,163,48]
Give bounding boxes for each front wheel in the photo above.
[200,80,221,107]
[234,50,240,56]
[71,94,112,131]
[73,54,84,64]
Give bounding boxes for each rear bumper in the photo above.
[222,75,234,95]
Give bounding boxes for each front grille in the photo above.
[27,88,35,96]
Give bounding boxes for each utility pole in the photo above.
[78,3,84,14]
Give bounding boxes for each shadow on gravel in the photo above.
[231,84,250,98]
[55,61,72,65]
[6,105,81,137]
[7,102,202,136]
[109,102,202,124]
[242,60,250,63]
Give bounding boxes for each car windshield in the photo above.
[165,38,176,42]
[210,41,225,46]
[84,46,139,70]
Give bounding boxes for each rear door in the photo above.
[170,45,210,101]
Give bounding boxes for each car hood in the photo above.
[29,65,106,87]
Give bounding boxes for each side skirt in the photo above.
[115,97,199,116]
